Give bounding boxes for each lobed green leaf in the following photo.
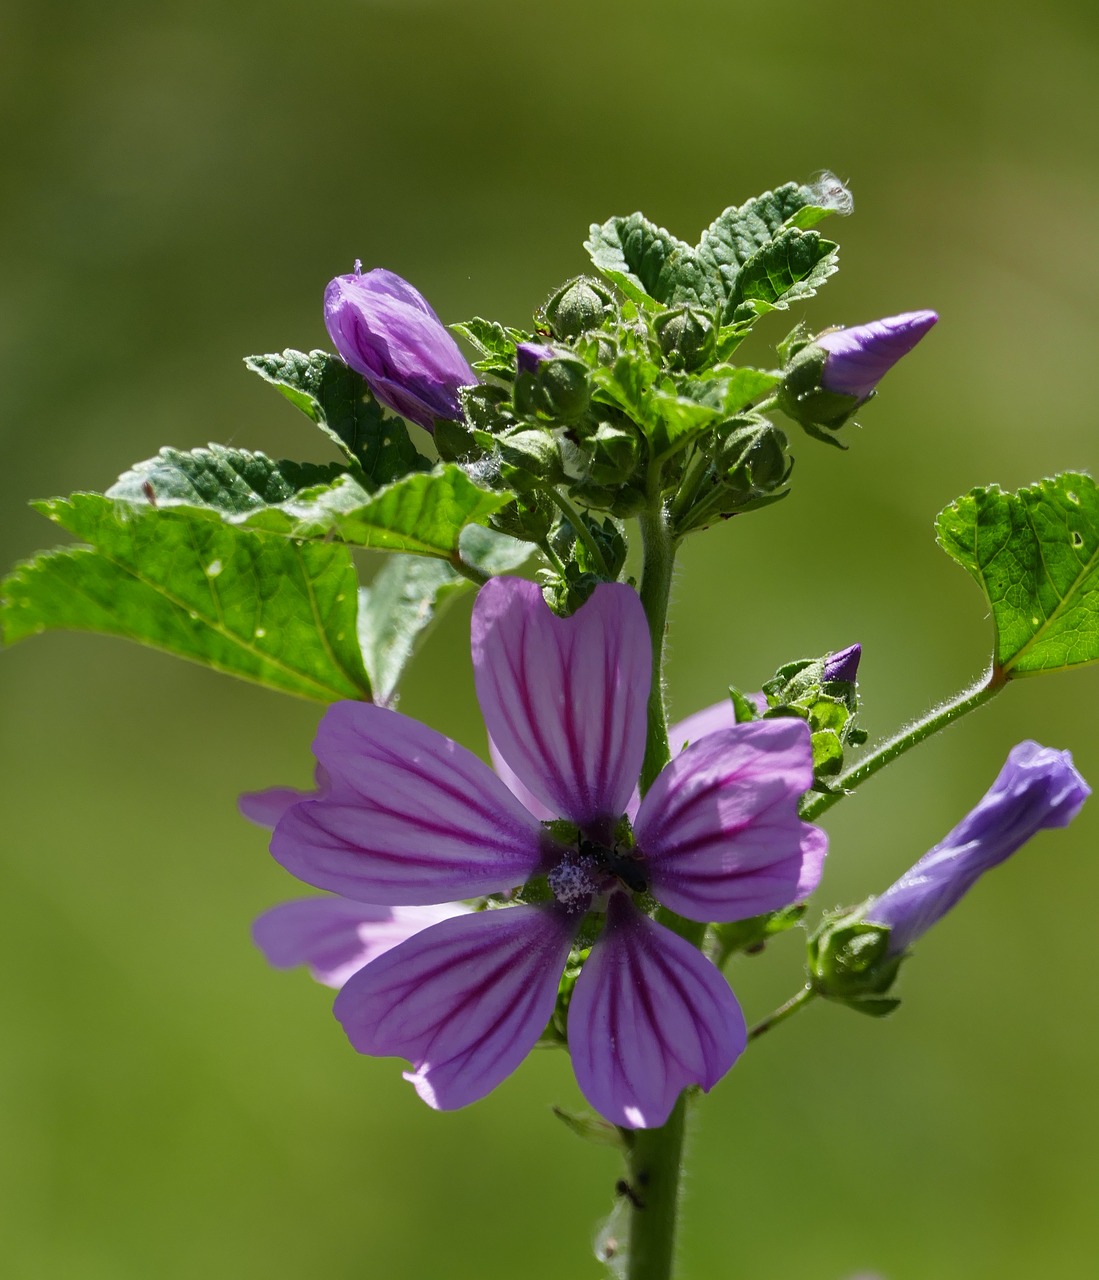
[936,472,1099,676]
[1,494,372,702]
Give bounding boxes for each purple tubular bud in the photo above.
[823,643,861,684]
[515,341,556,375]
[867,741,1089,955]
[323,267,476,432]
[817,310,938,402]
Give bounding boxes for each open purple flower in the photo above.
[867,740,1089,955]
[324,265,476,432]
[270,577,826,1128]
[817,310,938,403]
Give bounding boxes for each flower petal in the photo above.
[472,577,650,830]
[636,719,825,922]
[239,765,330,830]
[253,896,470,988]
[271,702,547,904]
[488,736,555,821]
[334,904,575,1110]
[569,895,746,1128]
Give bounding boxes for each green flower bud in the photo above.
[653,304,716,372]
[806,906,902,1017]
[514,353,591,422]
[722,422,791,493]
[587,423,641,487]
[543,276,614,340]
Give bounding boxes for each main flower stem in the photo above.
[637,499,675,794]
[800,670,1007,823]
[623,494,692,1280]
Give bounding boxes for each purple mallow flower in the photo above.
[823,643,861,684]
[268,576,826,1128]
[817,310,938,403]
[324,264,476,432]
[867,741,1089,955]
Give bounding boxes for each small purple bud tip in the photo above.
[324,266,476,432]
[823,643,861,684]
[818,310,938,402]
[515,341,556,376]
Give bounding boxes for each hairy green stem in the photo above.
[620,494,693,1280]
[748,984,817,1041]
[623,1093,689,1280]
[637,500,676,795]
[544,485,613,579]
[801,670,1007,823]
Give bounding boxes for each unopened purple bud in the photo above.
[867,741,1089,955]
[515,341,556,376]
[817,310,938,402]
[324,266,476,432]
[822,643,861,684]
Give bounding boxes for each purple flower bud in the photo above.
[515,341,556,375]
[867,741,1089,955]
[324,265,476,432]
[822,643,861,684]
[817,310,938,402]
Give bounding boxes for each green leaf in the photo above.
[451,319,524,377]
[358,558,466,704]
[584,177,850,316]
[677,368,782,417]
[584,213,700,310]
[936,472,1099,677]
[239,466,511,560]
[244,349,430,484]
[358,526,532,702]
[728,228,839,318]
[1,494,371,702]
[107,444,344,513]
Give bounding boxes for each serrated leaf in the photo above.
[451,319,523,378]
[245,349,430,484]
[358,526,533,702]
[584,213,700,310]
[728,228,839,318]
[1,494,371,702]
[936,472,1099,676]
[585,178,848,317]
[108,444,344,513]
[677,368,782,416]
[239,466,511,560]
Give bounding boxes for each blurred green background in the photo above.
[2,1,1098,1276]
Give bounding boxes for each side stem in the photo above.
[801,670,1007,822]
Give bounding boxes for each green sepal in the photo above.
[761,653,863,789]
[775,339,861,439]
[244,349,431,483]
[807,905,903,1014]
[709,903,807,967]
[551,1107,630,1151]
[936,472,1099,678]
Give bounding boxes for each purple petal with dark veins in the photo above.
[472,577,650,831]
[334,904,576,1110]
[324,268,476,431]
[636,719,825,921]
[239,766,330,830]
[253,896,470,989]
[568,894,746,1128]
[867,740,1089,954]
[271,702,547,905]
